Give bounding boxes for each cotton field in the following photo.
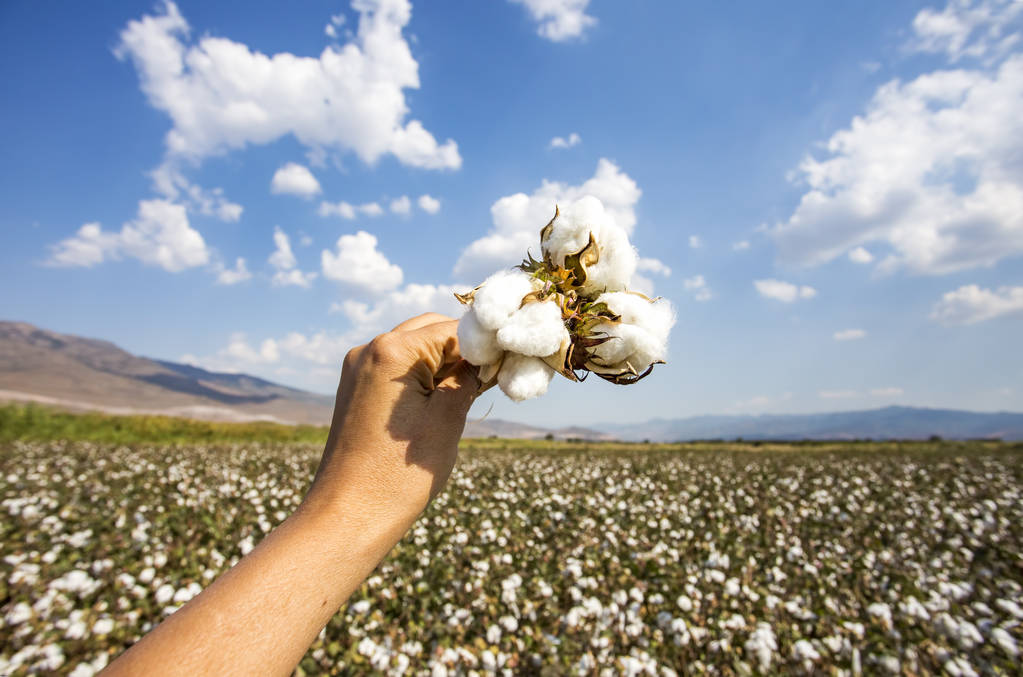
[2,440,1022,675]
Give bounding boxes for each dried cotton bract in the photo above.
[456,196,675,401]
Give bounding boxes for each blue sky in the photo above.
[2,0,1022,427]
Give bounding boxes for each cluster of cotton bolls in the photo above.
[457,196,675,401]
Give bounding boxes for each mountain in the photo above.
[601,406,1023,442]
[462,418,614,441]
[0,321,334,424]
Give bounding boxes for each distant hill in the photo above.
[0,321,334,424]
[462,417,614,441]
[601,406,1023,442]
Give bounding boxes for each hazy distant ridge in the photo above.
[601,406,1023,442]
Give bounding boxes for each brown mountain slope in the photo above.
[0,322,334,424]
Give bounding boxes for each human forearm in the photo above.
[103,500,414,676]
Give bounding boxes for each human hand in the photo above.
[304,313,480,525]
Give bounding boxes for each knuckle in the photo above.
[367,332,404,365]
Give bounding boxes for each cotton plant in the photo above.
[456,196,675,401]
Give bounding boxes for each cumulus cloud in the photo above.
[908,0,1023,62]
[510,0,597,41]
[833,328,867,341]
[151,164,243,222]
[549,132,581,149]
[215,257,252,285]
[773,40,1023,275]
[683,275,712,302]
[270,163,322,198]
[418,194,441,214]
[930,283,1023,324]
[115,0,460,169]
[454,158,641,280]
[389,195,412,215]
[754,279,817,303]
[688,235,702,249]
[318,200,385,219]
[224,333,280,364]
[269,226,317,288]
[48,200,209,272]
[637,258,672,276]
[732,240,751,251]
[189,282,464,387]
[848,246,874,264]
[321,231,403,293]
[325,12,346,39]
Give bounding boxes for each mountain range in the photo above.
[2,321,1021,440]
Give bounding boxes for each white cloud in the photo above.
[116,1,460,170]
[637,258,672,276]
[871,387,904,397]
[454,158,641,280]
[216,257,252,285]
[225,333,280,364]
[833,328,867,341]
[549,132,581,149]
[389,195,412,215]
[908,0,1023,62]
[819,389,858,399]
[270,163,322,198]
[930,283,1023,324]
[509,0,596,41]
[848,246,874,264]
[732,240,750,251]
[773,52,1023,275]
[325,12,346,39]
[754,279,817,303]
[418,194,441,214]
[48,199,209,272]
[321,231,403,293]
[683,275,712,302]
[330,283,464,338]
[318,200,385,219]
[269,226,317,288]
[151,164,243,222]
[688,235,702,249]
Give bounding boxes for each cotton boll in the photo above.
[542,196,613,264]
[498,353,556,402]
[588,293,675,372]
[589,323,646,366]
[472,269,537,330]
[496,301,568,357]
[581,225,637,295]
[598,292,676,344]
[541,196,637,294]
[457,309,503,366]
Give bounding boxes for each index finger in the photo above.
[391,313,455,333]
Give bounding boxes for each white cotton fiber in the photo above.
[588,292,676,372]
[598,292,676,344]
[472,269,537,330]
[498,352,556,402]
[495,300,568,357]
[457,309,503,366]
[541,196,637,295]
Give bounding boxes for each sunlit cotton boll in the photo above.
[541,196,638,295]
[472,269,537,331]
[457,309,503,366]
[589,292,675,372]
[498,352,556,401]
[496,300,568,357]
